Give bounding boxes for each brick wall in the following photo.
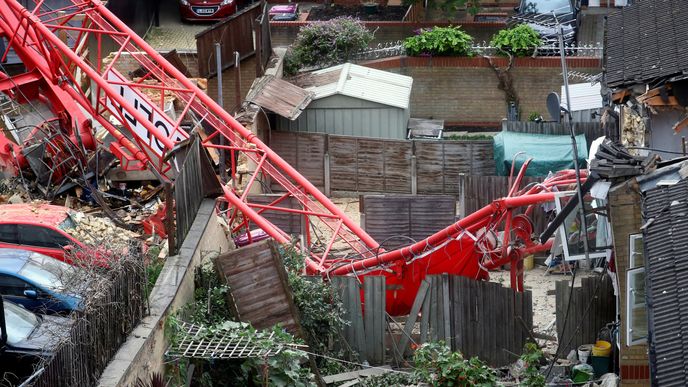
[206,56,260,112]
[363,56,602,125]
[608,179,650,387]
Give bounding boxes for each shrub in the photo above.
[413,341,497,386]
[490,24,542,57]
[404,26,474,57]
[284,17,374,75]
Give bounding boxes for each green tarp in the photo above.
[493,131,588,177]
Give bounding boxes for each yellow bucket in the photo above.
[524,255,534,270]
[592,340,612,357]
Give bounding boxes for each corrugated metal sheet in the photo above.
[291,63,413,109]
[642,178,688,385]
[560,83,603,112]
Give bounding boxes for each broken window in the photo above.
[554,192,612,261]
[627,233,647,345]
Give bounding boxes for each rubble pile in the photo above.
[67,212,140,247]
[590,140,655,179]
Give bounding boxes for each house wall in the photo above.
[648,109,685,159]
[608,179,650,386]
[276,94,409,139]
[364,56,602,126]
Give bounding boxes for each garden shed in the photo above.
[277,63,413,140]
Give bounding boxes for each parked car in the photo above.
[0,298,73,385]
[0,249,90,315]
[179,0,242,22]
[512,0,581,45]
[0,203,104,266]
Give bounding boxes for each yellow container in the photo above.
[592,340,612,357]
[524,255,534,270]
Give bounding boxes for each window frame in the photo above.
[626,266,647,346]
[554,191,611,261]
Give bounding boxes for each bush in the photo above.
[404,26,474,57]
[490,24,542,57]
[284,17,374,75]
[413,342,497,386]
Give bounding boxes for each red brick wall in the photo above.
[362,56,602,125]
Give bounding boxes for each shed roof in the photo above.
[606,0,688,88]
[245,75,313,120]
[290,63,413,109]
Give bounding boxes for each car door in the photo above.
[0,274,64,314]
[0,224,19,250]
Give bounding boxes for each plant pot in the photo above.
[362,3,378,14]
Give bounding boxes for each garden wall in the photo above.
[365,56,602,125]
[270,21,504,47]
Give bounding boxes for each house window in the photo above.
[554,192,612,261]
[627,233,647,345]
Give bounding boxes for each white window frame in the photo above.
[629,233,644,269]
[626,266,647,346]
[554,191,610,261]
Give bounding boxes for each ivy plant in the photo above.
[284,17,374,75]
[404,26,474,57]
[490,24,542,57]
[412,341,497,386]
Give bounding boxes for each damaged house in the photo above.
[605,1,688,384]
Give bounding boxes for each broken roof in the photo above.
[245,75,313,120]
[289,63,413,109]
[606,0,688,88]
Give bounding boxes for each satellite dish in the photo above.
[547,92,561,123]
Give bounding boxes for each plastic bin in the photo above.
[591,355,610,378]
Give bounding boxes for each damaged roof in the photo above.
[289,63,413,109]
[245,75,313,120]
[606,0,688,88]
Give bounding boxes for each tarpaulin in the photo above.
[493,131,588,176]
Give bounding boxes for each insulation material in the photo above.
[621,108,646,156]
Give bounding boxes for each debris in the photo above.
[322,366,392,385]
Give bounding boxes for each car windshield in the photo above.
[4,301,39,346]
[19,253,79,292]
[521,0,572,14]
[58,214,76,231]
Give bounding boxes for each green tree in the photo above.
[284,17,374,75]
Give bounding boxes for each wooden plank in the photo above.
[364,276,385,365]
[442,274,452,347]
[399,280,429,357]
[322,366,392,384]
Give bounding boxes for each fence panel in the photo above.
[555,274,615,354]
[33,263,145,387]
[196,3,262,77]
[361,194,456,249]
[175,139,205,249]
[401,275,533,367]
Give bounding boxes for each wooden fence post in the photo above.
[164,182,176,255]
[411,155,417,195]
[364,276,386,365]
[324,152,331,197]
[458,173,466,218]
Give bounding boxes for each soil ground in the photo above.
[306,5,408,21]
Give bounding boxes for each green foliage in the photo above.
[446,134,494,141]
[527,112,541,122]
[412,342,497,386]
[177,259,233,326]
[280,244,348,355]
[490,24,542,57]
[359,371,418,386]
[404,26,474,57]
[284,17,374,75]
[145,245,164,298]
[520,342,545,387]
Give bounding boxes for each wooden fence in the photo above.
[398,275,533,367]
[458,174,550,233]
[555,274,616,354]
[269,131,495,195]
[33,262,146,386]
[402,2,422,22]
[360,194,457,250]
[195,2,263,77]
[502,121,607,149]
[255,3,272,77]
[330,275,532,367]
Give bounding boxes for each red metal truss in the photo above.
[0,0,379,270]
[0,0,588,316]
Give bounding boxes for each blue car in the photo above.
[0,249,88,314]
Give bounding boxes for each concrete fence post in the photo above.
[324,152,331,197]
[458,173,466,219]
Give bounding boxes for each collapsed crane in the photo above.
[0,0,586,316]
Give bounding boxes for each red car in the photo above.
[0,204,103,265]
[179,0,240,22]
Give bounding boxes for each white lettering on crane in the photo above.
[105,70,187,158]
